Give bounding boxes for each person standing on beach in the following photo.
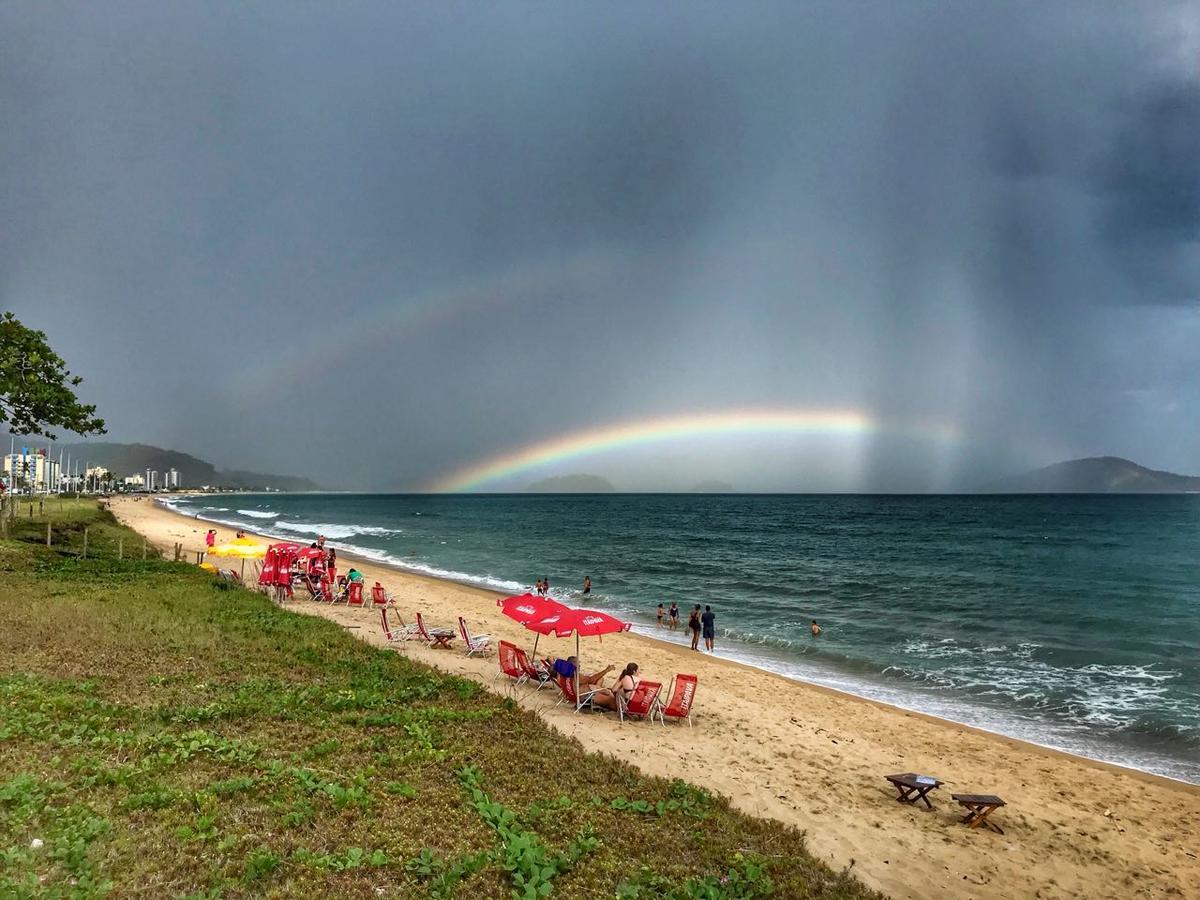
[656,604,665,628]
[542,576,549,596]
[688,605,702,651]
[583,575,591,595]
[535,578,544,596]
[205,529,216,550]
[669,602,679,631]
[701,605,716,652]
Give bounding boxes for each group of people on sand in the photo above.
[544,656,640,712]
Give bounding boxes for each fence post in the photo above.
[118,537,124,560]
[82,528,88,560]
[39,499,44,515]
[46,521,52,547]
[142,538,147,560]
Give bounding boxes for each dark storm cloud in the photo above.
[1,1,1197,490]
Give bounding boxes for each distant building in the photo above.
[124,474,145,488]
[2,449,60,494]
[145,469,158,492]
[166,468,180,489]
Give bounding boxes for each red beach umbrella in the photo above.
[496,593,567,624]
[497,593,570,662]
[523,607,631,707]
[525,607,631,639]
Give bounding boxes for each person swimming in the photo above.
[810,620,822,636]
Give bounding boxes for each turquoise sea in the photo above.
[163,493,1200,783]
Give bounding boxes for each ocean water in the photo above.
[164,493,1200,783]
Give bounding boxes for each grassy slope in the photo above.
[0,501,882,899]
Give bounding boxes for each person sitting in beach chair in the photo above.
[590,662,640,712]
[545,656,613,689]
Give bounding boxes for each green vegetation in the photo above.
[0,501,880,899]
[1,310,105,438]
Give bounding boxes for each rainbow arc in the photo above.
[425,408,960,492]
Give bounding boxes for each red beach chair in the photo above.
[347,581,365,608]
[657,674,697,727]
[554,675,600,712]
[319,576,334,603]
[516,646,550,689]
[415,612,455,649]
[618,680,663,724]
[496,641,527,685]
[457,617,493,657]
[370,582,391,609]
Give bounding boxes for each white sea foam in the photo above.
[334,541,525,594]
[274,520,401,540]
[237,509,278,519]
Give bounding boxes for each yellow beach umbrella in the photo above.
[208,537,267,580]
[209,539,267,559]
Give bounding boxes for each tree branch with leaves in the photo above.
[1,311,106,439]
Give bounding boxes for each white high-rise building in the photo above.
[166,468,180,489]
[2,449,60,494]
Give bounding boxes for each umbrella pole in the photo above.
[241,558,246,581]
[531,633,540,662]
[574,632,580,711]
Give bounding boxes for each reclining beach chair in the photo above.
[319,576,335,603]
[517,646,551,689]
[618,680,663,724]
[347,581,366,608]
[299,572,322,600]
[554,675,601,712]
[657,674,697,726]
[496,641,528,686]
[370,582,392,609]
[331,577,350,604]
[379,607,420,645]
[415,612,455,649]
[457,617,493,657]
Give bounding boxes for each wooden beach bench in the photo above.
[884,772,943,809]
[952,793,1006,833]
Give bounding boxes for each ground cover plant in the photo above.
[0,500,882,898]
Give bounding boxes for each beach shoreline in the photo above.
[114,496,1200,900]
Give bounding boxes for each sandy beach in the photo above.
[113,496,1200,900]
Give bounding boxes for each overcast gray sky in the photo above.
[2,1,1197,491]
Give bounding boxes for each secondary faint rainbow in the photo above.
[227,244,631,400]
[426,408,961,492]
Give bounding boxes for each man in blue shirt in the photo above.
[549,656,613,688]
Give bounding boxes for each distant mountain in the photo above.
[5,438,320,491]
[689,480,735,493]
[991,456,1200,493]
[525,473,616,493]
